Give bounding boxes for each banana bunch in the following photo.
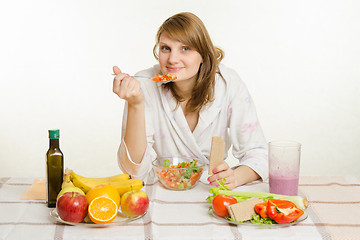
[57,169,85,199]
[68,169,144,196]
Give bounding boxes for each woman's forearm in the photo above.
[234,165,261,186]
[124,103,147,164]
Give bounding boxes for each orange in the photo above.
[88,196,118,224]
[86,184,121,209]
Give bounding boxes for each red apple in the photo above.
[57,186,85,200]
[56,192,88,223]
[121,190,149,217]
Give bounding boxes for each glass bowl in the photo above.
[152,157,205,190]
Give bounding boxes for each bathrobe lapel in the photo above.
[157,71,226,163]
[158,83,207,163]
[192,74,226,139]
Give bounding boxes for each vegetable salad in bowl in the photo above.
[152,157,205,190]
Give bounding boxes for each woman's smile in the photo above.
[167,66,184,73]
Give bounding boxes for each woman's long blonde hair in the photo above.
[153,12,224,112]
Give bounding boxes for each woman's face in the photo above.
[158,32,203,82]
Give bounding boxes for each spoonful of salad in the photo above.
[152,74,177,83]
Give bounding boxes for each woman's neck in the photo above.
[173,77,196,100]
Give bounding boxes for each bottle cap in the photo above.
[48,129,60,139]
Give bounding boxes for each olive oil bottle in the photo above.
[46,129,64,208]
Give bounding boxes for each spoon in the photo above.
[111,74,150,78]
[112,74,176,83]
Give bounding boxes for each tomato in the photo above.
[212,195,237,217]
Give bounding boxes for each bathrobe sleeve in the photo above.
[117,70,158,180]
[223,66,269,181]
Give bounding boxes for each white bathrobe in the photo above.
[117,64,268,182]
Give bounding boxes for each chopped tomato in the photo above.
[190,172,200,185]
[152,74,177,82]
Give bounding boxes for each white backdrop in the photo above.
[1,0,359,178]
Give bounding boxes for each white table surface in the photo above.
[1,174,359,240]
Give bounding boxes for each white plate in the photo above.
[50,209,146,227]
[209,209,308,228]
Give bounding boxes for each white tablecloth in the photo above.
[1,174,359,240]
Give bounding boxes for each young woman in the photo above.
[112,12,268,189]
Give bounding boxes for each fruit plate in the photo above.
[209,209,308,228]
[50,209,146,227]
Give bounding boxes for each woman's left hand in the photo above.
[207,162,238,190]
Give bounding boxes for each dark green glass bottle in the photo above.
[46,129,64,208]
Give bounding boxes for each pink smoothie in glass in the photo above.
[269,174,299,196]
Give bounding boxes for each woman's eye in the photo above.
[160,46,170,51]
[182,46,190,51]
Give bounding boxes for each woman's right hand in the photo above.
[112,66,144,107]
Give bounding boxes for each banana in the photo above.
[70,170,132,193]
[108,179,144,196]
[61,169,75,189]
